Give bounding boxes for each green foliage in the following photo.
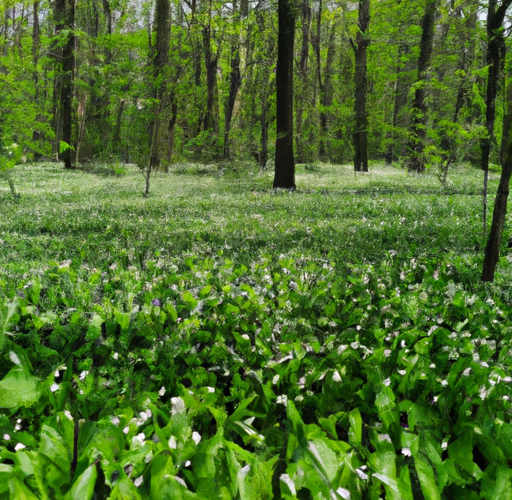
[0,163,510,497]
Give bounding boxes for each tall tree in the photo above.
[481,0,512,233]
[53,0,76,169]
[482,77,512,282]
[223,0,243,159]
[352,0,370,172]
[273,0,296,189]
[404,0,436,173]
[145,0,171,196]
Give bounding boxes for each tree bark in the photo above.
[223,0,242,159]
[481,0,512,233]
[482,79,512,282]
[145,0,170,196]
[404,0,436,173]
[273,0,296,189]
[353,0,370,172]
[53,0,75,170]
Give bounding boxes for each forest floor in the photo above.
[0,161,511,498]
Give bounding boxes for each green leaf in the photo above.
[448,433,483,480]
[64,463,98,500]
[8,476,39,500]
[0,368,41,409]
[348,407,362,447]
[414,454,441,500]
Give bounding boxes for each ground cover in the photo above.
[0,162,511,499]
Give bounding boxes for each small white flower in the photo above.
[332,370,342,383]
[383,349,392,358]
[397,369,406,376]
[272,374,280,385]
[276,395,288,406]
[383,378,391,386]
[9,352,21,366]
[132,432,145,447]
[184,460,191,467]
[111,416,120,426]
[50,383,59,392]
[123,426,130,434]
[503,395,510,401]
[3,434,10,441]
[207,386,215,393]
[192,431,201,445]
[429,363,436,369]
[175,476,187,487]
[158,386,166,397]
[134,476,143,487]
[402,448,412,457]
[355,467,368,480]
[79,371,88,381]
[14,443,26,451]
[169,436,177,449]
[171,397,186,415]
[113,352,119,360]
[503,376,512,383]
[440,379,448,387]
[64,411,73,421]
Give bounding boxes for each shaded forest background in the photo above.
[1,0,511,174]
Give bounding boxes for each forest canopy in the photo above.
[0,0,510,174]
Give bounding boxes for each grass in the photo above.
[0,161,502,284]
[1,161,512,499]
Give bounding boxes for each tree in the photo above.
[145,0,171,197]
[273,0,296,189]
[403,0,436,173]
[352,0,370,172]
[481,0,512,233]
[482,78,512,282]
[53,0,76,169]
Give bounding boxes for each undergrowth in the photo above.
[0,162,511,499]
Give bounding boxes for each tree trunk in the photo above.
[482,79,512,282]
[53,0,75,169]
[223,0,242,159]
[481,0,511,233]
[353,0,370,172]
[145,0,170,196]
[273,0,296,189]
[404,0,436,173]
[202,13,220,136]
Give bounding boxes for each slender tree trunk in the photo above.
[223,0,242,159]
[294,0,311,164]
[481,0,511,233]
[404,0,436,173]
[145,0,170,197]
[273,0,296,189]
[385,43,408,166]
[318,23,336,160]
[353,0,370,172]
[482,79,512,281]
[58,0,75,169]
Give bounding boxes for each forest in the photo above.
[2,0,512,498]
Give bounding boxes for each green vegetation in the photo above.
[1,163,512,499]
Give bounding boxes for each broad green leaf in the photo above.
[8,476,39,500]
[414,454,441,500]
[238,456,278,500]
[108,475,142,499]
[448,433,483,480]
[480,465,512,500]
[0,368,41,409]
[348,407,362,447]
[64,463,98,500]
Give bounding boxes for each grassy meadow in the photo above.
[1,162,512,499]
